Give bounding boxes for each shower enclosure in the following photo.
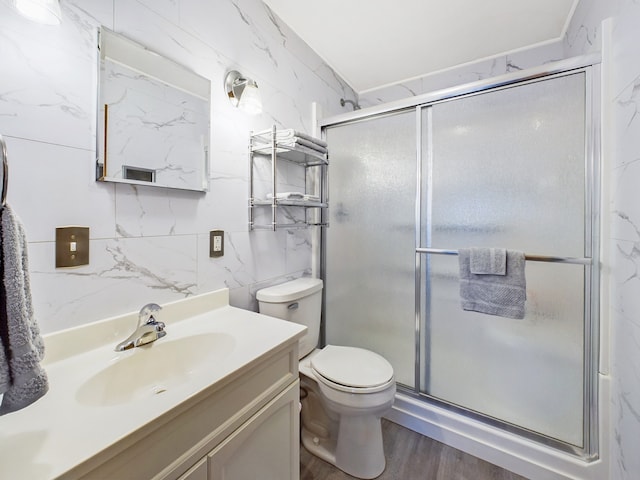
[320,58,600,460]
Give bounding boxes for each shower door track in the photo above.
[395,384,590,458]
[320,54,602,461]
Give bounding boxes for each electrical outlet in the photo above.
[56,226,89,268]
[210,230,224,258]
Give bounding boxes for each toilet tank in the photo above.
[257,277,323,359]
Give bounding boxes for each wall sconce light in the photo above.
[224,70,262,115]
[13,0,61,25]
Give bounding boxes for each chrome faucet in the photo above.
[115,303,166,351]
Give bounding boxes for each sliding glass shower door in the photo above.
[322,68,597,453]
[423,72,589,447]
[324,111,417,387]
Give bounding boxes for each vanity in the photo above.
[0,288,306,479]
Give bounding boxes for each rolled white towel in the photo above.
[274,129,328,148]
[267,192,305,200]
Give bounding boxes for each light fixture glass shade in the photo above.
[225,70,262,115]
[14,0,61,25]
[238,81,262,115]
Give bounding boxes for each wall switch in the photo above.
[210,230,224,258]
[56,226,89,268]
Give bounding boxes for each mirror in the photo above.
[96,28,210,192]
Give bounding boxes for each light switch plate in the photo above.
[210,230,224,258]
[56,226,89,268]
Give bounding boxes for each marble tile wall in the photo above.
[0,0,354,334]
[571,1,640,479]
[563,1,640,478]
[357,41,565,108]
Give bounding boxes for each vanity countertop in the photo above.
[0,288,305,480]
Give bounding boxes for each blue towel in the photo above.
[458,248,526,319]
[0,205,48,415]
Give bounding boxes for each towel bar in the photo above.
[416,247,592,265]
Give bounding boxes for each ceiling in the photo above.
[263,0,579,93]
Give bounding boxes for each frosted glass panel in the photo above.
[424,73,586,445]
[325,111,416,387]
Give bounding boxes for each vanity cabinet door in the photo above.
[178,457,207,480]
[208,380,300,480]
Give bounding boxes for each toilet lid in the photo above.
[311,345,394,389]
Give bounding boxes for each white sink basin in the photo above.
[76,333,236,406]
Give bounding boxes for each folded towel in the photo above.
[267,192,305,200]
[275,144,328,160]
[458,248,526,319]
[287,137,328,154]
[470,247,506,275]
[266,193,321,203]
[0,205,48,415]
[274,129,328,148]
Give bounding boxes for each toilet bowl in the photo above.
[299,346,396,479]
[257,278,396,479]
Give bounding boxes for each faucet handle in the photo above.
[138,303,162,326]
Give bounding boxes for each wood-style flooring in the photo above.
[300,419,529,480]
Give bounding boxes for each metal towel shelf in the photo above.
[416,247,592,265]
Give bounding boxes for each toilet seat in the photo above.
[311,345,395,394]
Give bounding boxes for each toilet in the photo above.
[257,277,396,479]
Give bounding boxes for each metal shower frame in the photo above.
[319,54,602,459]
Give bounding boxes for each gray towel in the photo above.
[289,136,328,154]
[459,248,526,319]
[0,205,48,415]
[470,247,506,275]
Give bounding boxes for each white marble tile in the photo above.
[563,0,621,57]
[360,41,563,108]
[196,229,288,294]
[0,2,97,150]
[611,157,640,242]
[285,228,312,273]
[610,238,640,479]
[133,0,180,21]
[2,136,115,242]
[65,0,114,29]
[113,0,228,82]
[29,235,197,334]
[255,0,355,100]
[178,0,349,122]
[358,79,423,109]
[196,231,255,293]
[228,284,252,310]
[244,229,287,281]
[602,2,640,478]
[114,182,204,237]
[197,171,249,233]
[506,41,565,70]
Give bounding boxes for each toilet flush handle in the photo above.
[287,302,299,310]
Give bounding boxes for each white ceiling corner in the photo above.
[263,0,579,93]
